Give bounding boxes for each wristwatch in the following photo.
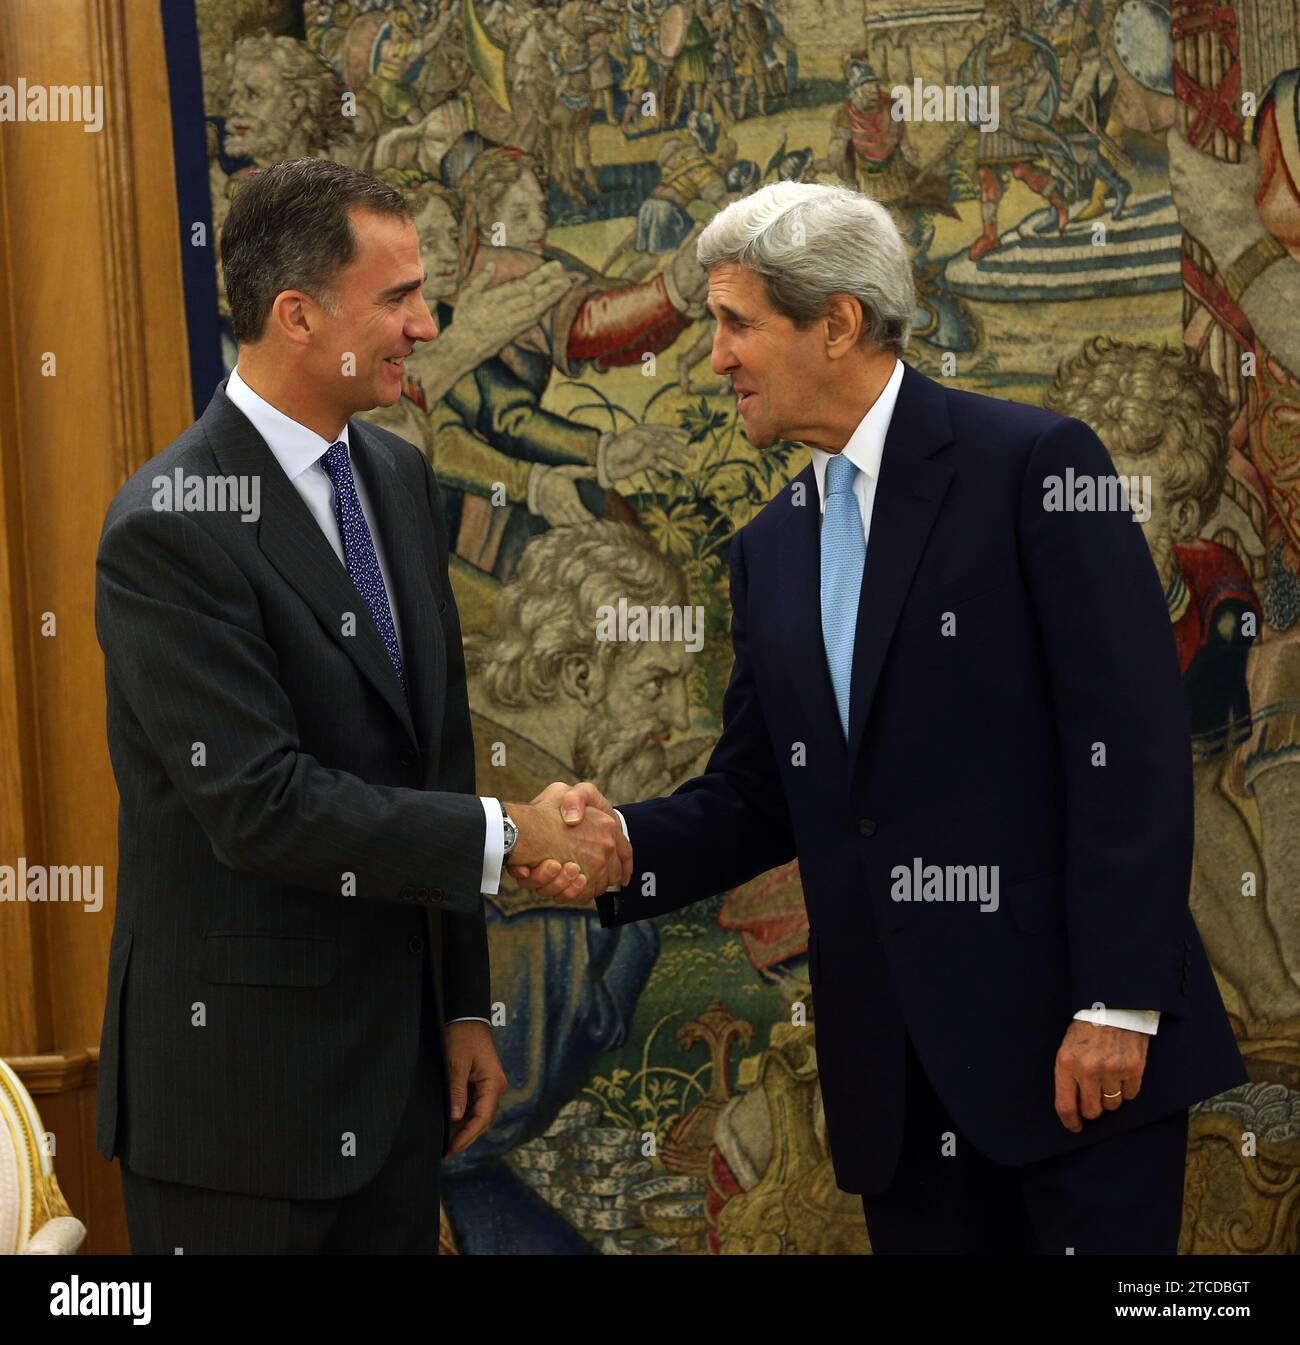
[500,802,518,858]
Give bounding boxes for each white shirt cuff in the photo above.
[1073,1007,1160,1035]
[480,796,504,894]
[612,808,630,891]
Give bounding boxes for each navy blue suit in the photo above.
[597,361,1245,1238]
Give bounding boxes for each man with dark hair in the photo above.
[93,156,629,1253]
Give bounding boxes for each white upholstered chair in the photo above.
[0,1058,86,1254]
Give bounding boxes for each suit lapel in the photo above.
[843,361,954,777]
[775,362,958,783]
[202,384,419,748]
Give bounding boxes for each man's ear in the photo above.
[560,654,600,705]
[824,293,865,359]
[269,289,317,346]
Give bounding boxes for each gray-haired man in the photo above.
[517,179,1246,1254]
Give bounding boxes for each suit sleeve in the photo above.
[95,503,486,913]
[1017,415,1193,1014]
[597,526,797,927]
[417,448,492,1020]
[440,900,490,1022]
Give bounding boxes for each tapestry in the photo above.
[172,0,1300,1253]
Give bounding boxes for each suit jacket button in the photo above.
[859,818,876,837]
[409,935,425,953]
[400,751,416,768]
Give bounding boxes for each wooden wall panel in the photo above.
[0,0,194,1254]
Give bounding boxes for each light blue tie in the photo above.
[821,453,865,737]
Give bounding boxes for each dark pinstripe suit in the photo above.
[94,382,489,1248]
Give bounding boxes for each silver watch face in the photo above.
[502,812,518,854]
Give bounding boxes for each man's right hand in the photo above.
[506,781,630,902]
[508,781,626,904]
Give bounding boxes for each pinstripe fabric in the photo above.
[118,960,445,1252]
[94,380,490,1207]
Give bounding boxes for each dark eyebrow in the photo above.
[380,274,426,300]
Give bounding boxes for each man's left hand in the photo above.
[1054,1020,1149,1133]
[444,1020,508,1156]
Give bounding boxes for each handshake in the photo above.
[503,781,628,903]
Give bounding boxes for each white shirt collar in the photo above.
[225,365,350,482]
[809,357,904,510]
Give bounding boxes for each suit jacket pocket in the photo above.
[201,932,339,987]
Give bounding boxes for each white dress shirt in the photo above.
[226,366,499,1025]
[619,356,1158,1037]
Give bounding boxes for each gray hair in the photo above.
[696,181,915,354]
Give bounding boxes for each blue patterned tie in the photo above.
[320,441,406,692]
[821,453,866,737]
